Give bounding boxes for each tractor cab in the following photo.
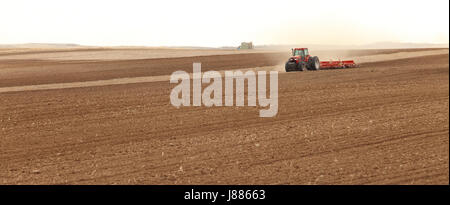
[292,48,309,58]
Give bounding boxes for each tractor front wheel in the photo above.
[297,62,306,71]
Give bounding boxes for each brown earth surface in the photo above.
[0,49,448,184]
[0,48,447,88]
[0,52,288,87]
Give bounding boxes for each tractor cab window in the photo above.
[294,50,305,57]
[304,49,309,56]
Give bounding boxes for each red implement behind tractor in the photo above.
[285,48,358,72]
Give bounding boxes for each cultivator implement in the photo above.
[320,60,358,69]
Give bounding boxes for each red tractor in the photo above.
[285,48,320,72]
[285,48,357,72]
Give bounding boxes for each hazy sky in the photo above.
[1,0,449,47]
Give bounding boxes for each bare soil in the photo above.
[0,49,448,184]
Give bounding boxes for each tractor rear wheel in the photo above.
[308,56,320,70]
[285,62,292,72]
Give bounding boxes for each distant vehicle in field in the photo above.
[237,42,254,50]
[285,48,358,72]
